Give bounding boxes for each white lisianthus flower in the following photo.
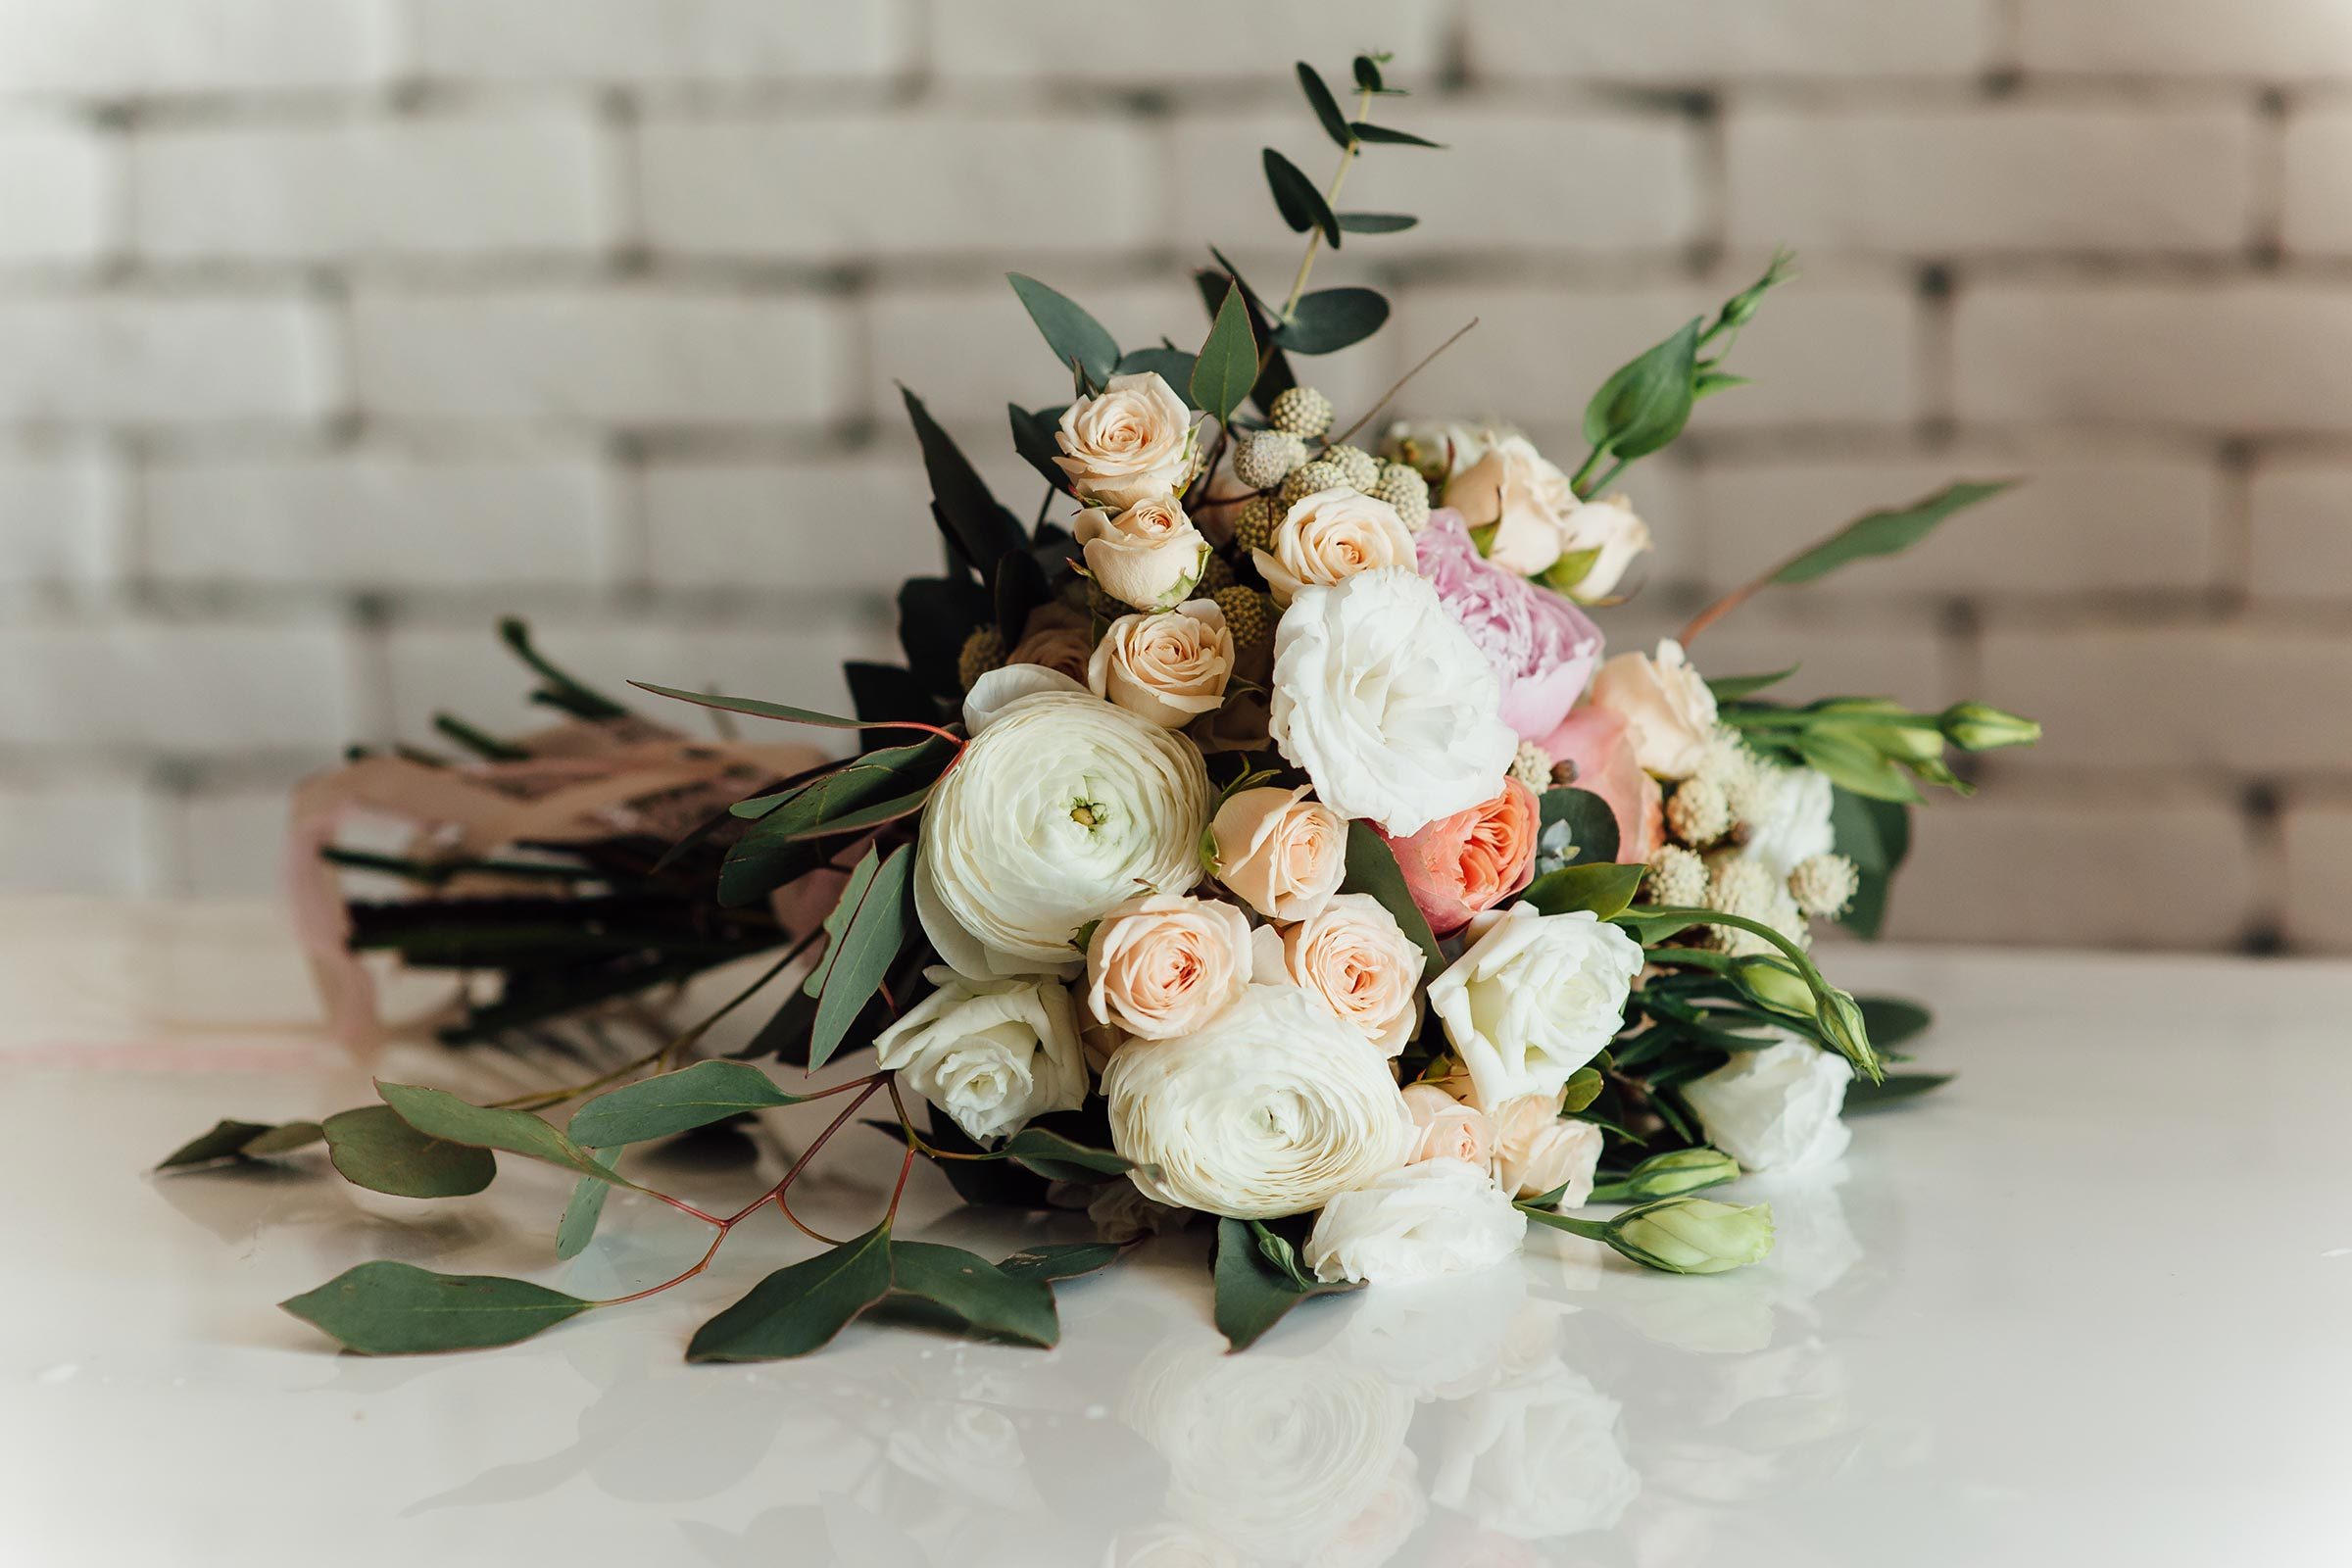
[1427,905,1644,1112]
[1738,758,1837,881]
[1102,984,1414,1219]
[1054,371,1198,509]
[873,965,1088,1144]
[1269,567,1519,837]
[1304,1157,1528,1284]
[1682,1033,1854,1172]
[915,690,1210,978]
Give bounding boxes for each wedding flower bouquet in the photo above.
[162,53,2036,1360]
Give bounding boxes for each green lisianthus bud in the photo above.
[1590,1147,1739,1203]
[1606,1197,1775,1275]
[1939,702,2041,752]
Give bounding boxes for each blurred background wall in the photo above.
[0,0,2345,954]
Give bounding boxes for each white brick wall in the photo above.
[0,0,2344,951]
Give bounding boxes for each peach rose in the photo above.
[1252,486,1417,608]
[1007,602,1095,684]
[1538,707,1663,863]
[1259,892,1428,1055]
[1088,599,1233,729]
[1442,433,1576,577]
[1084,893,1253,1041]
[1054,370,1198,509]
[1075,494,1210,612]
[1400,1081,1496,1167]
[1587,638,1717,779]
[1209,784,1345,919]
[1492,1092,1603,1204]
[1380,779,1539,937]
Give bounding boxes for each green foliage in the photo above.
[630,680,868,733]
[568,1060,807,1148]
[1275,287,1390,355]
[322,1103,496,1199]
[1588,1146,1738,1203]
[886,1241,1059,1347]
[376,1082,636,1189]
[1341,822,1445,976]
[1857,994,1933,1048]
[688,1221,895,1362]
[1261,147,1340,245]
[1772,480,2015,586]
[1560,1064,1604,1114]
[1115,347,1199,400]
[1617,905,1881,1082]
[996,1241,1125,1283]
[1336,212,1416,233]
[156,1117,320,1170]
[555,1155,614,1260]
[1009,402,1070,492]
[1212,1216,1359,1350]
[1706,666,1797,703]
[718,738,950,907]
[688,1226,1067,1360]
[1006,272,1120,390]
[1520,861,1645,921]
[1295,61,1353,148]
[1192,283,1258,422]
[1583,316,1701,465]
[1537,786,1621,866]
[807,844,915,1069]
[497,616,628,721]
[1845,1072,1955,1111]
[901,385,1028,576]
[1198,251,1297,416]
[281,1262,592,1355]
[1348,122,1442,148]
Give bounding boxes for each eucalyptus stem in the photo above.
[1278,84,1375,321]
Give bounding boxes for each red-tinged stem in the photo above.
[724,1078,885,1227]
[589,1227,729,1308]
[886,1140,918,1220]
[649,1190,726,1228]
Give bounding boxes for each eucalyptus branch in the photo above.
[1279,83,1375,321]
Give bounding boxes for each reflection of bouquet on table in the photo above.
[159,49,2036,1360]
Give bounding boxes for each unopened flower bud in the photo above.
[1939,702,2041,752]
[1589,1147,1739,1203]
[1606,1197,1775,1275]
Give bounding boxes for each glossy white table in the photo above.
[4,902,2349,1567]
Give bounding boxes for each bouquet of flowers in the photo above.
[161,52,2035,1360]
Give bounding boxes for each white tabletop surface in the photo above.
[4,900,2350,1567]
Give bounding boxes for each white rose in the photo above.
[1553,491,1652,602]
[1087,598,1231,726]
[873,965,1088,1144]
[1304,1157,1527,1284]
[1251,486,1417,608]
[1075,495,1210,612]
[1427,904,1644,1112]
[1441,433,1577,577]
[1588,638,1718,780]
[1491,1095,1603,1205]
[1102,984,1413,1220]
[1682,1033,1854,1172]
[914,689,1209,978]
[1269,567,1519,837]
[1054,371,1198,509]
[1738,758,1837,881]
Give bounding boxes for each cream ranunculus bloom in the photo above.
[1264,892,1426,1055]
[1208,785,1345,919]
[1682,1032,1854,1172]
[1083,893,1253,1041]
[1492,1093,1604,1205]
[1588,638,1719,779]
[1054,371,1198,509]
[915,690,1210,978]
[1553,491,1652,602]
[1102,983,1414,1220]
[1087,598,1232,727]
[1075,495,1210,612]
[1251,486,1417,608]
[1427,904,1644,1111]
[961,662,1087,734]
[1269,567,1519,837]
[1441,433,1577,577]
[1304,1157,1528,1284]
[873,965,1088,1144]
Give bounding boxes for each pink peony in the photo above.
[1539,707,1663,863]
[1415,509,1603,740]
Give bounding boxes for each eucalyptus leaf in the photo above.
[1342,822,1445,977]
[1337,211,1417,233]
[1199,250,1297,416]
[804,846,882,998]
[1295,62,1353,148]
[995,1241,1125,1284]
[1537,787,1621,866]
[1114,347,1199,403]
[1009,402,1070,490]
[901,385,1028,576]
[568,1060,807,1148]
[158,1117,319,1170]
[376,1082,636,1189]
[1560,1065,1604,1114]
[1261,147,1341,245]
[1348,122,1442,147]
[1520,861,1646,920]
[1006,273,1120,390]
[1772,481,2014,586]
[1003,1126,1141,1182]
[322,1104,496,1199]
[630,680,868,733]
[686,1222,894,1362]
[1276,287,1389,355]
[1352,55,1384,92]
[554,1153,614,1260]
[808,844,915,1069]
[1583,317,1701,463]
[1212,1217,1359,1351]
[281,1261,591,1355]
[1192,283,1258,424]
[889,1241,1059,1348]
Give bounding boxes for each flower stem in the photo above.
[1278,85,1375,322]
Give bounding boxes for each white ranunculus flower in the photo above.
[1101,984,1414,1220]
[873,965,1088,1144]
[1682,1033,1854,1173]
[915,689,1210,978]
[1738,758,1837,881]
[1304,1157,1528,1284]
[1054,371,1198,509]
[1427,905,1644,1112]
[1268,567,1518,837]
[960,662,1087,735]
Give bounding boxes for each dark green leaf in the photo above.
[1337,211,1417,233]
[1617,905,1880,1082]
[993,543,1051,642]
[1772,481,2015,586]
[1003,1126,1141,1183]
[1009,402,1070,491]
[1560,1065,1604,1114]
[995,1241,1125,1283]
[1707,666,1799,702]
[1798,729,1922,805]
[1199,251,1297,416]
[1250,1220,1319,1290]
[1583,317,1701,463]
[157,1117,314,1170]
[1191,283,1258,424]
[889,1241,1059,1348]
[568,1060,806,1148]
[554,1152,614,1260]
[1844,1072,1954,1112]
[1296,62,1353,148]
[1352,54,1384,92]
[901,384,1028,576]
[1114,346,1198,402]
[630,680,867,733]
[1857,995,1933,1049]
[1348,122,1442,148]
[497,617,628,720]
[1537,787,1620,866]
[1342,822,1444,977]
[1276,286,1389,355]
[1261,147,1341,245]
[719,740,951,906]
[1213,1217,1359,1350]
[376,1081,636,1189]
[804,845,882,998]
[686,1221,894,1362]
[242,1120,325,1156]
[1006,272,1120,390]
[1520,862,1645,920]
[808,844,915,1069]
[924,1102,1054,1208]
[282,1261,591,1355]
[321,1104,496,1199]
